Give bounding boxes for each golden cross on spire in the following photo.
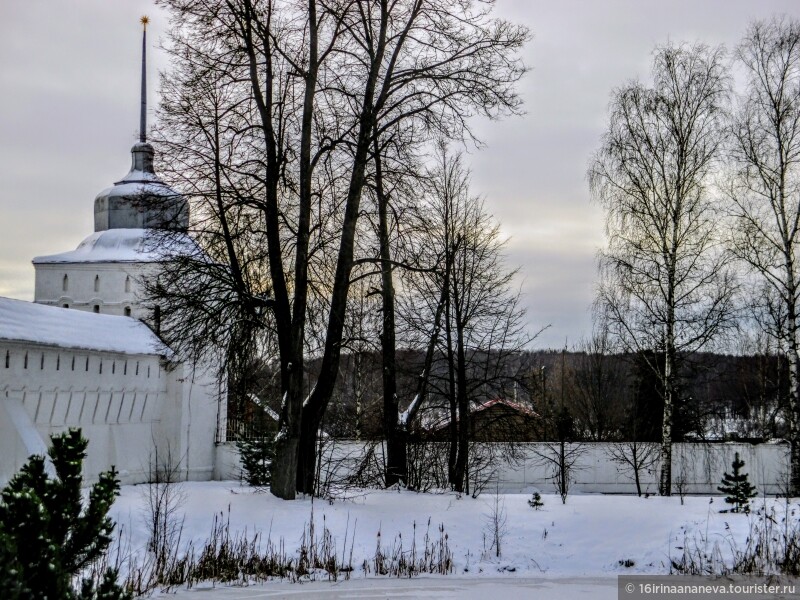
[140,15,149,30]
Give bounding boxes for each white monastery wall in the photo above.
[0,338,220,487]
[259,440,791,496]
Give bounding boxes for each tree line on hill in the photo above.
[242,345,790,445]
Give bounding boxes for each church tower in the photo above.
[33,17,189,323]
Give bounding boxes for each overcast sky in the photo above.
[1,1,798,349]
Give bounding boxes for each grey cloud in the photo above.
[1,0,797,349]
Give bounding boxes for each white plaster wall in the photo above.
[160,360,221,482]
[214,442,245,481]
[0,339,221,488]
[34,262,155,320]
[271,440,792,496]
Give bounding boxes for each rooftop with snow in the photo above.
[0,296,168,356]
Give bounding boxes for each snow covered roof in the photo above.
[97,180,177,198]
[248,394,280,421]
[116,168,164,185]
[473,398,538,418]
[0,296,169,356]
[32,228,201,264]
[426,398,539,431]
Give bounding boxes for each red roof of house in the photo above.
[426,397,539,431]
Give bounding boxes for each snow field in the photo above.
[109,481,783,583]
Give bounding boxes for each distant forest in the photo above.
[245,348,786,444]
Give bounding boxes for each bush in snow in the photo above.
[0,428,130,599]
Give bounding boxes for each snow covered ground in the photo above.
[109,481,793,597]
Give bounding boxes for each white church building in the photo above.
[0,25,224,486]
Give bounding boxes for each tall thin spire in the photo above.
[139,16,149,143]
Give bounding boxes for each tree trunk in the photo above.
[659,347,674,496]
[298,403,321,495]
[786,290,800,496]
[288,0,320,495]
[272,365,305,499]
[445,290,458,486]
[239,0,315,500]
[452,317,469,494]
[374,137,404,486]
[632,444,642,497]
[559,439,567,503]
[294,1,392,496]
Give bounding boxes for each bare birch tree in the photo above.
[727,17,800,495]
[589,42,735,495]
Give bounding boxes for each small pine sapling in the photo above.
[528,492,544,510]
[717,452,757,514]
[0,428,130,599]
[237,436,275,488]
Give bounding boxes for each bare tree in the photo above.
[533,439,586,505]
[402,148,529,494]
[570,319,629,441]
[606,441,659,497]
[145,22,279,446]
[589,42,736,495]
[727,17,800,495]
[153,0,528,499]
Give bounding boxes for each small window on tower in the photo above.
[62,274,69,292]
[125,276,131,293]
[94,275,100,292]
[124,306,131,317]
[93,305,100,313]
[62,303,69,309]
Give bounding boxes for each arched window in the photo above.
[124,306,131,317]
[94,275,100,292]
[62,303,69,309]
[62,274,69,292]
[93,305,100,313]
[125,276,131,293]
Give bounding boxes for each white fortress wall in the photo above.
[216,440,791,496]
[0,338,218,487]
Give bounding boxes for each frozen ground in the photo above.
[164,576,619,599]
[109,481,791,597]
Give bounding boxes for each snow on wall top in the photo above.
[0,296,169,356]
[32,228,199,264]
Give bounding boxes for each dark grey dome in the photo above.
[94,142,189,232]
